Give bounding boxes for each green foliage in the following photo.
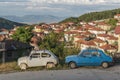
[60,17,79,23]
[0,17,26,29]
[11,27,33,43]
[60,8,120,23]
[78,8,120,22]
[39,32,64,57]
[107,18,118,30]
[39,32,79,59]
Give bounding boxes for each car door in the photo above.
[28,53,42,67]
[90,51,102,66]
[78,51,92,66]
[40,52,51,66]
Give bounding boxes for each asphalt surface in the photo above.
[0,65,120,80]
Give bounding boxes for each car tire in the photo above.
[102,62,109,68]
[46,63,55,69]
[69,62,77,69]
[20,63,27,70]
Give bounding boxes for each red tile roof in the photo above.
[93,38,105,43]
[100,44,117,50]
[65,31,78,34]
[97,34,110,37]
[115,26,120,34]
[89,27,104,31]
[115,14,120,16]
[76,39,97,46]
[107,36,118,40]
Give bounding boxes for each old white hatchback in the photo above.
[18,50,59,70]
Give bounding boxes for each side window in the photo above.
[92,52,100,57]
[31,53,40,58]
[41,53,51,58]
[82,52,91,57]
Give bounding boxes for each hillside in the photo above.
[0,17,26,29]
[2,15,66,24]
[60,8,120,23]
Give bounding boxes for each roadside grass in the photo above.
[0,59,69,73]
[0,62,20,73]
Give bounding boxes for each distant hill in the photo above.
[60,8,120,23]
[2,15,66,24]
[0,17,26,29]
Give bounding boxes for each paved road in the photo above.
[0,65,120,80]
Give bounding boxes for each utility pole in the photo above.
[0,42,5,63]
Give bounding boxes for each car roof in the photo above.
[31,50,50,53]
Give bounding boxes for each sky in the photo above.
[0,0,120,17]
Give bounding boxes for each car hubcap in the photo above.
[70,62,76,69]
[20,64,26,70]
[102,62,108,68]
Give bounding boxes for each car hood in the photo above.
[18,56,28,61]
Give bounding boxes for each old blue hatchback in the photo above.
[65,48,113,69]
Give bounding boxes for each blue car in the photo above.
[65,48,113,69]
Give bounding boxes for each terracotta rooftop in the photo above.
[89,27,104,31]
[97,34,110,37]
[115,14,120,16]
[76,38,99,46]
[93,38,105,43]
[100,44,117,50]
[65,31,78,34]
[115,26,120,34]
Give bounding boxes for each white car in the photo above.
[18,50,59,70]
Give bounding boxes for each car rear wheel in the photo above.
[69,62,77,69]
[20,63,27,70]
[46,63,55,69]
[102,62,109,68]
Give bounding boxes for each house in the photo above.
[114,14,120,21]
[64,31,78,42]
[79,21,87,26]
[0,28,9,39]
[117,22,120,26]
[80,40,97,50]
[115,25,120,52]
[0,40,33,63]
[96,22,112,31]
[97,34,110,41]
[93,38,106,47]
[74,35,86,43]
[33,32,44,40]
[33,25,42,32]
[100,44,117,53]
[107,36,118,45]
[88,21,97,26]
[88,27,106,35]
[75,40,97,50]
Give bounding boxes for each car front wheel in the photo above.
[102,62,109,68]
[20,63,27,70]
[69,62,77,69]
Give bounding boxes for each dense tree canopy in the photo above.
[60,8,120,23]
[11,27,33,43]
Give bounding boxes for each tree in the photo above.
[39,32,65,58]
[107,18,118,30]
[11,27,33,43]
